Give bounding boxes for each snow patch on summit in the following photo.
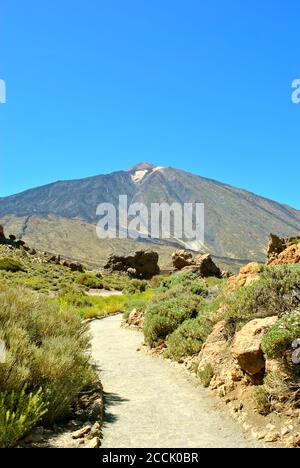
[131,170,149,184]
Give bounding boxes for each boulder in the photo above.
[232,317,278,376]
[226,262,262,292]
[0,225,5,238]
[172,250,193,270]
[172,250,222,278]
[127,308,145,329]
[194,254,222,278]
[267,233,300,264]
[267,234,286,262]
[104,250,160,279]
[198,321,228,371]
[268,244,300,266]
[69,262,85,272]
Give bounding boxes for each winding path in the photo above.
[91,315,261,448]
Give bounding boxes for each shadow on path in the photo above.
[103,391,129,425]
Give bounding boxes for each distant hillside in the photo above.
[1,162,300,262]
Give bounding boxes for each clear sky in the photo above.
[1,0,299,207]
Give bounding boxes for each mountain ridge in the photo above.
[1,162,300,262]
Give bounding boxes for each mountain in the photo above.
[1,162,300,265]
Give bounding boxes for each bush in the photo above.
[261,309,300,359]
[198,364,214,388]
[221,265,300,331]
[0,258,25,273]
[160,272,208,297]
[144,295,201,347]
[59,290,93,308]
[0,285,93,433]
[125,279,148,294]
[76,273,103,289]
[166,314,213,361]
[0,388,48,448]
[252,386,271,415]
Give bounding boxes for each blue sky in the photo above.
[1,0,299,207]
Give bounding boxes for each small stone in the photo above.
[86,422,101,440]
[86,437,100,449]
[281,427,290,437]
[23,427,44,444]
[256,431,267,441]
[72,425,91,439]
[24,433,44,444]
[264,432,280,443]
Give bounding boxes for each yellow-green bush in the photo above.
[0,284,93,437]
[0,388,47,448]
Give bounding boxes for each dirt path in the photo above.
[91,315,263,448]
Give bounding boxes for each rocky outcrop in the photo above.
[172,250,221,278]
[269,244,300,266]
[226,262,263,291]
[232,317,278,376]
[127,308,145,329]
[104,250,160,279]
[267,233,300,265]
[172,250,193,269]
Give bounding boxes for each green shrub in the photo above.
[144,295,201,347]
[0,285,93,431]
[0,388,48,448]
[76,273,103,289]
[59,290,93,308]
[125,279,148,294]
[198,364,214,388]
[261,309,300,359]
[0,258,25,273]
[221,265,300,331]
[160,272,207,296]
[166,314,213,361]
[252,386,271,415]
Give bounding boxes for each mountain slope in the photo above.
[1,163,299,262]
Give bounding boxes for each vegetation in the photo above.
[0,388,47,448]
[261,309,300,359]
[219,265,300,333]
[0,257,25,272]
[0,284,94,445]
[198,364,214,388]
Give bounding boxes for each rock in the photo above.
[172,250,194,270]
[87,398,104,421]
[281,427,290,437]
[69,262,85,272]
[267,234,286,262]
[171,250,221,278]
[267,233,300,265]
[0,225,4,238]
[239,262,264,275]
[86,422,101,440]
[264,432,280,443]
[104,250,160,279]
[197,321,228,379]
[9,234,16,241]
[23,428,44,444]
[86,437,101,448]
[269,244,300,266]
[226,263,262,292]
[193,254,222,278]
[232,317,278,376]
[127,308,144,329]
[72,425,91,439]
